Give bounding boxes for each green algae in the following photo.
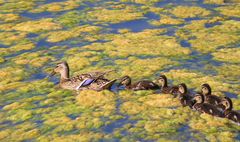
[177,20,240,53]
[0,13,21,23]
[0,0,36,13]
[13,18,62,33]
[87,5,145,24]
[120,0,161,5]
[216,5,240,18]
[42,25,101,43]
[204,0,225,4]
[56,10,87,27]
[150,15,184,26]
[83,29,191,58]
[170,6,211,18]
[115,56,177,79]
[164,69,239,94]
[212,48,240,63]
[0,32,27,46]
[30,0,80,13]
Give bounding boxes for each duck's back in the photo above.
[131,80,159,90]
[194,103,224,117]
[225,110,240,123]
[205,95,221,105]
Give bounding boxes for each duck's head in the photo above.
[219,97,233,111]
[157,75,167,87]
[193,93,204,104]
[201,83,211,96]
[178,83,187,94]
[49,62,69,78]
[117,76,131,87]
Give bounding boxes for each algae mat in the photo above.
[0,0,240,141]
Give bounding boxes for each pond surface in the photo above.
[0,0,240,141]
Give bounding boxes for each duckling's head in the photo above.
[50,62,69,78]
[193,93,204,104]
[178,83,187,94]
[117,76,131,87]
[219,97,233,111]
[201,83,211,96]
[157,75,167,87]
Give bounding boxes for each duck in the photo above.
[117,75,160,91]
[178,83,194,108]
[200,83,222,105]
[192,93,224,117]
[157,75,178,95]
[49,62,116,91]
[218,97,240,124]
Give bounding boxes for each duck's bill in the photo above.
[47,71,56,78]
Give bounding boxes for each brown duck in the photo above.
[117,76,160,91]
[219,97,240,124]
[158,75,178,95]
[192,93,224,118]
[178,83,194,108]
[49,62,116,91]
[201,83,221,105]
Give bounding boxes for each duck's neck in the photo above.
[60,68,70,81]
[162,81,168,88]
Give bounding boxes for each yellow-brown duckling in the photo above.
[158,75,178,95]
[201,83,221,105]
[192,93,224,118]
[218,97,240,124]
[49,62,116,91]
[117,76,160,91]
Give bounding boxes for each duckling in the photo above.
[178,83,194,108]
[117,76,160,91]
[49,62,116,91]
[201,83,221,105]
[219,97,240,124]
[157,75,178,95]
[192,93,224,117]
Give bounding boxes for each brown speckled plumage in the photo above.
[118,76,160,91]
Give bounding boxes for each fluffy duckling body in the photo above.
[219,97,240,124]
[50,62,116,91]
[178,83,194,108]
[192,94,224,117]
[201,84,221,105]
[158,75,178,95]
[117,76,160,91]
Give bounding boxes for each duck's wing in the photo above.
[88,70,115,79]
[134,80,160,90]
[100,79,117,90]
[75,78,95,90]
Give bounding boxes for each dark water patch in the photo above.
[180,40,191,47]
[185,17,203,22]
[27,33,39,38]
[20,11,57,20]
[36,39,54,47]
[68,114,79,120]
[224,92,238,99]
[27,72,47,81]
[205,21,222,28]
[44,0,67,4]
[0,43,8,48]
[229,17,240,21]
[109,19,154,33]
[145,12,160,20]
[102,116,129,133]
